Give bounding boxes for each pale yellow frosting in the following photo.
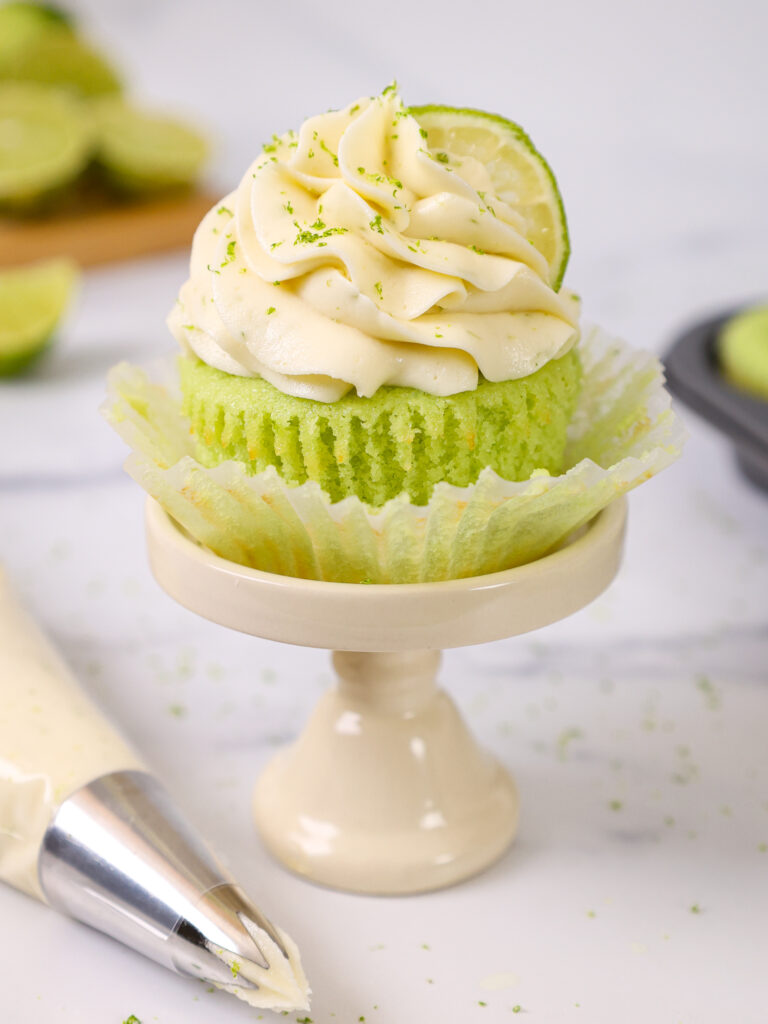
[168,88,579,402]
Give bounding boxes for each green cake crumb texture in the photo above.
[719,305,768,401]
[179,349,582,507]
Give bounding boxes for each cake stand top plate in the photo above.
[145,497,627,652]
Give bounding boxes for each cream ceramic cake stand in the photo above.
[145,497,627,895]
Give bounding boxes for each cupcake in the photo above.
[106,86,684,582]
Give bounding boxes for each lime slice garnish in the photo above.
[0,258,78,375]
[0,33,121,98]
[0,82,93,207]
[93,100,208,194]
[0,82,93,206]
[410,105,570,290]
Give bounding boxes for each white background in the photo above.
[0,1,767,1022]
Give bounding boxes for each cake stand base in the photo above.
[254,650,518,894]
[146,496,627,895]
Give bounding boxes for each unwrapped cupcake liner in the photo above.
[103,326,685,583]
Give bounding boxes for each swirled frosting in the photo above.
[168,88,580,402]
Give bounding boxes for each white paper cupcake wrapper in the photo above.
[103,325,685,583]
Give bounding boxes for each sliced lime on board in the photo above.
[0,2,74,68]
[93,101,208,194]
[0,33,121,97]
[410,105,570,290]
[0,82,93,208]
[0,258,78,375]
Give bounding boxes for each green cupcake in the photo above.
[169,89,582,509]
[180,351,581,507]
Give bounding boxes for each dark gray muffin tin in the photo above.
[665,307,768,492]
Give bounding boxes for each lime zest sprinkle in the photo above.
[319,139,339,166]
[293,220,348,245]
[206,263,220,275]
[419,126,428,139]
[307,148,315,158]
[470,244,486,254]
[181,323,196,330]
[283,200,294,214]
[219,240,237,267]
[350,103,360,114]
[382,81,398,96]
[435,151,449,163]
[230,959,241,978]
[513,1006,522,1013]
[217,205,232,216]
[266,306,276,315]
[123,1017,142,1024]
[369,214,384,234]
[271,241,283,250]
[374,281,383,299]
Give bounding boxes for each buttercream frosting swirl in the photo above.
[168,88,580,402]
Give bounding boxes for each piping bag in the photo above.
[0,568,309,1011]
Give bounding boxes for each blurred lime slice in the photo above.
[93,100,208,194]
[0,33,121,98]
[0,258,78,375]
[719,306,768,401]
[0,83,93,208]
[0,3,74,67]
[410,105,570,291]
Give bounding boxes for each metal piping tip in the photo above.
[39,770,310,1012]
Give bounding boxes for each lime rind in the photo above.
[0,82,94,207]
[409,104,570,291]
[0,257,78,375]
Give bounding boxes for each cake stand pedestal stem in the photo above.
[253,647,519,895]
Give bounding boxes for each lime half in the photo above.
[0,83,93,207]
[0,258,78,375]
[410,105,570,290]
[93,101,208,194]
[0,3,74,67]
[0,33,121,98]
[719,306,768,401]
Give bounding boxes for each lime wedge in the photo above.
[93,100,208,194]
[0,83,93,208]
[0,258,78,375]
[410,105,570,290]
[0,33,121,98]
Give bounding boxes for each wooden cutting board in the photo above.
[0,190,217,268]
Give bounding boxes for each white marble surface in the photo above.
[1,0,767,1021]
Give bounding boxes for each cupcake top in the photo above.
[168,86,580,402]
